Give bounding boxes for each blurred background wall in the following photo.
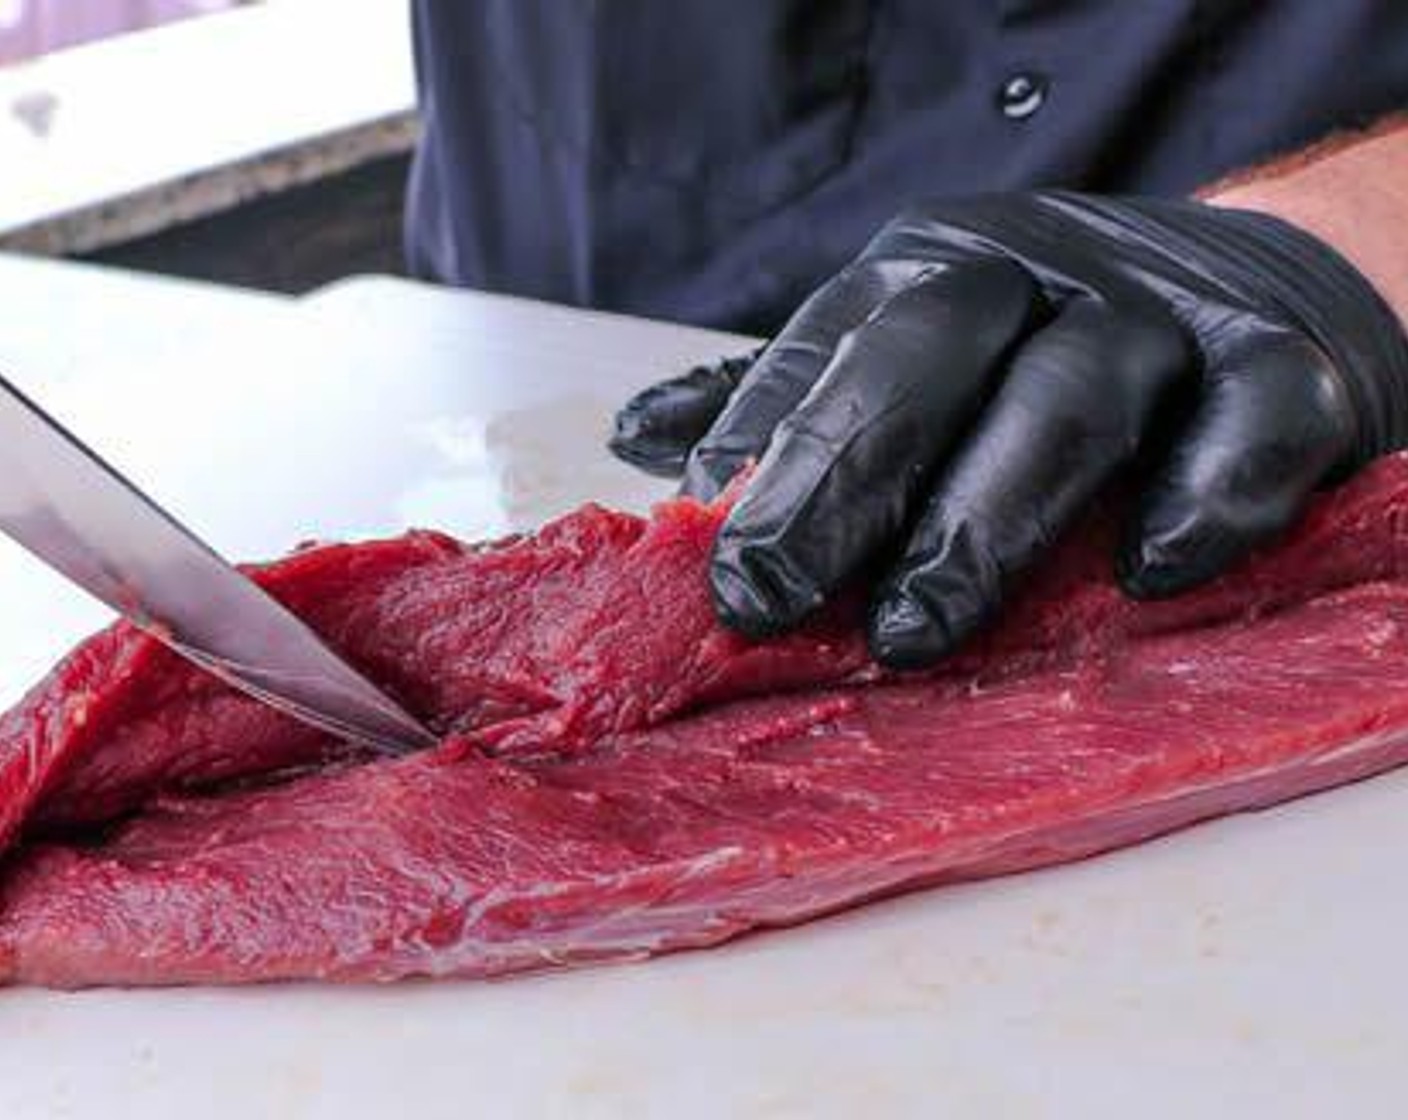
[0,0,411,291]
[0,0,244,64]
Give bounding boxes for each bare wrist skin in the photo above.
[1202,117,1408,329]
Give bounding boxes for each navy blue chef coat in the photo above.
[405,1,1408,335]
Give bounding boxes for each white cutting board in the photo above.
[0,261,1404,1119]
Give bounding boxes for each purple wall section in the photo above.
[0,1,240,64]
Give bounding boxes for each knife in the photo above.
[0,372,437,755]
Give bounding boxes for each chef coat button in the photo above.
[998,72,1048,120]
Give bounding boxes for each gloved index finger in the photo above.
[712,257,1038,636]
[683,258,936,500]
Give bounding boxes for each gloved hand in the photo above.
[610,192,1408,668]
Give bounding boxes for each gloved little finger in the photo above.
[1119,327,1358,598]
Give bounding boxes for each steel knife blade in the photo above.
[0,372,437,755]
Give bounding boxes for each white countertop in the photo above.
[0,257,1404,1118]
[0,0,415,254]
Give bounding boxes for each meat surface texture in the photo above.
[3,456,1408,986]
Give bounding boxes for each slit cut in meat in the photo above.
[2,455,1408,986]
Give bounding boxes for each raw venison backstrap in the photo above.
[1,457,1408,985]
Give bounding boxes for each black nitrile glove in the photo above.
[608,350,760,477]
[610,192,1408,667]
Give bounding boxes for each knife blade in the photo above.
[0,372,437,755]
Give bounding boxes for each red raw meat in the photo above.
[2,455,1408,986]
[10,502,867,841]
